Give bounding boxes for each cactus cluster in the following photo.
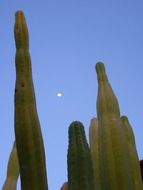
[89,63,143,190]
[2,10,143,190]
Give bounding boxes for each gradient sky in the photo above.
[0,1,143,189]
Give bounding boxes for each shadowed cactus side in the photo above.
[67,121,95,190]
[140,160,143,181]
[14,11,48,190]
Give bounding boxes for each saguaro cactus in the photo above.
[67,121,94,190]
[91,62,143,190]
[14,11,48,190]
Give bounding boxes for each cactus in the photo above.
[120,116,143,189]
[67,121,95,190]
[96,62,127,189]
[2,10,143,190]
[14,11,48,190]
[2,142,19,190]
[89,118,101,190]
[120,116,136,149]
[92,62,143,190]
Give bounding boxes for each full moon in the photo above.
[57,92,63,97]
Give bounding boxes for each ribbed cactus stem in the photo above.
[121,116,143,189]
[96,62,120,116]
[2,142,19,190]
[67,121,94,190]
[14,10,48,190]
[89,118,101,190]
[120,116,136,147]
[95,62,136,190]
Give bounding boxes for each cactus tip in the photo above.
[95,62,108,82]
[15,10,24,17]
[121,115,128,120]
[121,115,129,124]
[96,61,105,69]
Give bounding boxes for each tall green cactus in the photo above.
[96,62,127,189]
[67,121,95,190]
[14,11,48,190]
[90,62,143,190]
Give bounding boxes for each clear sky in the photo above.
[0,1,143,189]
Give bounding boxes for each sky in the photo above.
[0,1,143,189]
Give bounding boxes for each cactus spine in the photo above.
[14,11,48,190]
[67,121,95,190]
[93,62,143,190]
[2,142,19,190]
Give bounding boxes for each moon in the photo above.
[57,92,63,97]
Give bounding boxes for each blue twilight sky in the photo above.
[0,1,143,189]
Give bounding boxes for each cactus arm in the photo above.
[67,121,94,190]
[95,62,134,190]
[121,116,143,189]
[14,10,48,190]
[2,142,19,190]
[89,118,101,190]
[120,116,136,147]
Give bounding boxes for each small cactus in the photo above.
[67,121,95,190]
